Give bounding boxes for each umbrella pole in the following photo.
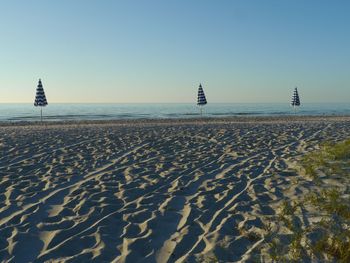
[41,107,43,123]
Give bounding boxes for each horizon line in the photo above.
[0,101,347,104]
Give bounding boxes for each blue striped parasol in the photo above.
[197,83,207,115]
[34,79,48,122]
[291,87,301,113]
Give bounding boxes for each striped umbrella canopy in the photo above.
[197,84,207,115]
[34,79,48,121]
[197,84,207,105]
[291,87,301,107]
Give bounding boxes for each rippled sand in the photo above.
[1,117,350,262]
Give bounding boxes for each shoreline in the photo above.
[1,115,350,128]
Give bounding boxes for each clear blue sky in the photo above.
[1,0,349,103]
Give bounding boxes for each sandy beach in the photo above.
[1,116,350,262]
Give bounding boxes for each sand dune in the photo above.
[0,117,350,262]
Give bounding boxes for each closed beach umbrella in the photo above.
[291,87,300,113]
[197,83,207,115]
[34,79,48,122]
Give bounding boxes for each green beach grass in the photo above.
[265,139,350,262]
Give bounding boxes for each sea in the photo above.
[0,103,349,122]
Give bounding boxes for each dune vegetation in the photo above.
[265,139,350,262]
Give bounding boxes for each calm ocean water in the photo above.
[0,103,349,122]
